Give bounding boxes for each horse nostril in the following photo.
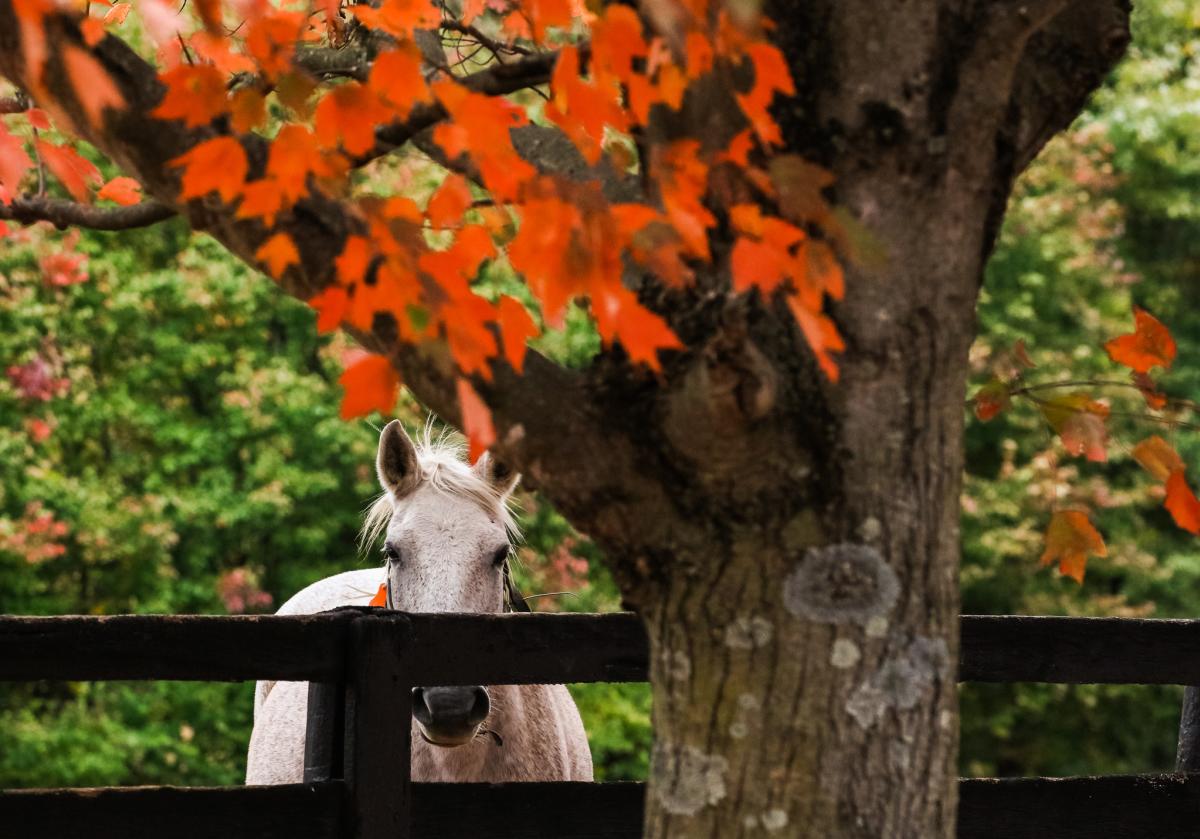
[413,686,489,730]
[411,687,433,727]
[467,686,490,727]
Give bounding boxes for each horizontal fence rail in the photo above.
[0,783,343,839]
[5,775,1200,839]
[7,610,1200,685]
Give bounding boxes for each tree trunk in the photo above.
[614,4,1132,835]
[630,226,973,837]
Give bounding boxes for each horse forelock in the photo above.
[359,428,519,554]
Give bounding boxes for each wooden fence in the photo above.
[3,609,1200,838]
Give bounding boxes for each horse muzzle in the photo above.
[412,686,490,747]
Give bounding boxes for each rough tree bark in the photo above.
[0,1,1130,836]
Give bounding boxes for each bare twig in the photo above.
[439,20,532,57]
[0,195,177,230]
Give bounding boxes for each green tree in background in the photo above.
[961,0,1200,777]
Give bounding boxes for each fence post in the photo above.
[345,614,411,839]
[1176,686,1200,772]
[304,681,345,783]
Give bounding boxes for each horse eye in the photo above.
[382,543,402,564]
[491,546,509,568]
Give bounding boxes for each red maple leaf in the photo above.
[154,64,229,128]
[97,176,142,205]
[170,136,247,203]
[1105,306,1176,374]
[38,141,101,203]
[339,352,400,419]
[457,377,496,463]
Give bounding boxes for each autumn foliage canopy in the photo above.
[0,0,1194,588]
[1,0,848,463]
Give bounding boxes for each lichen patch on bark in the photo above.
[724,615,774,649]
[830,638,861,668]
[729,692,762,739]
[782,543,900,625]
[651,743,730,816]
[844,635,950,729]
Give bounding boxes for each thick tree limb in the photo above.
[0,195,175,230]
[1004,0,1131,174]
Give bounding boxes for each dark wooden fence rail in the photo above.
[4,610,1200,838]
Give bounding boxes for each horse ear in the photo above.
[473,451,520,497]
[377,420,420,497]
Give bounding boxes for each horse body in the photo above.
[245,425,593,786]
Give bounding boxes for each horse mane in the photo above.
[359,425,520,553]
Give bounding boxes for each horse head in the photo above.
[365,420,520,747]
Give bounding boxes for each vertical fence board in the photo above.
[304,681,345,783]
[1176,686,1200,772]
[345,615,412,839]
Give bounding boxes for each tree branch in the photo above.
[0,194,175,230]
[354,46,565,164]
[1004,0,1131,174]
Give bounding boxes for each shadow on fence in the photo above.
[3,609,1200,838]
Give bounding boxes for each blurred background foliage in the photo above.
[2,0,1200,787]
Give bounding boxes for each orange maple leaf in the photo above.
[787,297,844,382]
[255,233,300,278]
[314,82,391,156]
[230,88,267,133]
[170,136,247,203]
[1131,436,1185,482]
[63,46,123,129]
[431,81,533,201]
[339,353,400,419]
[154,64,228,128]
[426,173,473,228]
[334,235,373,285]
[1040,510,1106,584]
[0,126,34,202]
[368,45,430,116]
[267,124,346,203]
[237,179,288,226]
[102,2,130,24]
[735,43,795,146]
[97,176,142,205]
[457,377,496,463]
[81,17,105,47]
[1105,306,1176,374]
[349,0,440,38]
[37,141,101,203]
[497,296,538,372]
[244,12,306,80]
[546,45,627,163]
[308,285,349,333]
[25,108,50,130]
[1165,471,1200,536]
[972,379,1010,422]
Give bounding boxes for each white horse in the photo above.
[245,421,593,784]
